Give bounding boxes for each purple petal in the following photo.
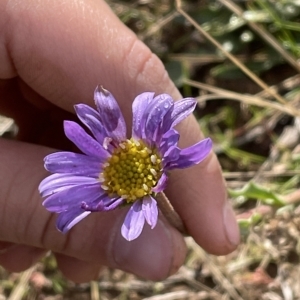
[167,138,212,169]
[64,121,110,160]
[144,94,174,143]
[142,196,158,229]
[43,183,104,212]
[94,86,126,142]
[163,146,181,167]
[132,92,155,140]
[39,173,98,197]
[56,208,91,233]
[152,173,168,193]
[101,196,124,211]
[170,98,197,128]
[82,196,124,212]
[156,106,174,139]
[157,98,196,137]
[44,151,102,176]
[159,129,180,155]
[74,104,108,145]
[121,201,145,241]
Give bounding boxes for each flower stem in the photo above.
[155,192,187,235]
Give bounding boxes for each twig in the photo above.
[184,78,300,117]
[140,11,179,40]
[255,74,300,99]
[8,266,36,300]
[143,290,191,300]
[223,170,300,180]
[90,281,100,300]
[169,52,269,64]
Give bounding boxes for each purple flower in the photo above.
[39,86,212,241]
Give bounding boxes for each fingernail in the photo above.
[110,219,185,280]
[223,201,240,247]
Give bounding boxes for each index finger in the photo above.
[1,0,239,254]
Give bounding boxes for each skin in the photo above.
[0,0,240,283]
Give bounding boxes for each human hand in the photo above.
[0,0,239,283]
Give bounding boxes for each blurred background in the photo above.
[2,0,300,299]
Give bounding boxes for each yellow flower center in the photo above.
[100,139,162,202]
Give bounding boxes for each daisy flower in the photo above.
[39,86,212,241]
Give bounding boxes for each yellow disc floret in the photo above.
[100,139,162,202]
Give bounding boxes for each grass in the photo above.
[2,0,300,299]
